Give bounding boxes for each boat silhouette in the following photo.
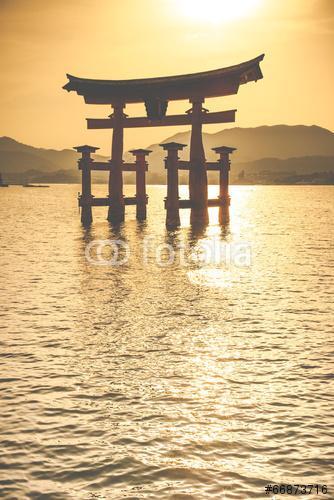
[22,184,50,188]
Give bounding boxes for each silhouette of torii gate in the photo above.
[63,54,264,227]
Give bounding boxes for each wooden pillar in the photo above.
[160,142,186,229]
[212,146,236,224]
[130,149,152,220]
[189,98,208,225]
[108,102,126,224]
[74,145,99,225]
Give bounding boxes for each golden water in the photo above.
[0,185,333,499]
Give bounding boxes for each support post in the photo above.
[189,98,209,225]
[74,145,99,225]
[160,142,187,229]
[212,146,236,224]
[108,102,126,223]
[130,149,152,220]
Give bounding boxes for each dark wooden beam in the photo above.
[80,161,139,172]
[205,162,222,171]
[84,161,110,171]
[89,159,222,172]
[122,163,139,172]
[87,109,236,129]
[164,198,226,209]
[79,196,147,207]
[177,160,221,171]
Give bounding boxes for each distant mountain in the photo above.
[232,156,334,184]
[1,125,334,184]
[0,137,76,173]
[136,125,334,179]
[233,155,334,175]
[0,136,108,175]
[210,125,334,161]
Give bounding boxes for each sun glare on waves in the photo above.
[178,0,261,24]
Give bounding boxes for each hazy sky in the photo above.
[0,0,333,153]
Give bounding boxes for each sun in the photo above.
[179,0,261,24]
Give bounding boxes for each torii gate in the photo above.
[63,54,264,226]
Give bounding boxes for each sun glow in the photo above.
[178,0,261,24]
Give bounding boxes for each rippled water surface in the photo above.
[0,185,333,499]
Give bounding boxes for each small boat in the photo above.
[22,184,50,188]
[0,173,9,187]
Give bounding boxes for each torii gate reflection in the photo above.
[63,54,264,227]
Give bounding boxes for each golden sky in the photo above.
[0,0,333,154]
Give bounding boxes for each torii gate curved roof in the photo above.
[63,54,264,105]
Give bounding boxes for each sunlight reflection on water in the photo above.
[0,185,333,499]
